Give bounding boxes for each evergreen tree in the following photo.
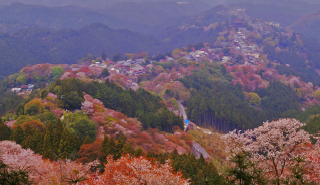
[134,147,144,157]
[31,129,43,154]
[16,104,25,117]
[100,135,109,162]
[11,125,24,144]
[53,119,63,152]
[115,131,126,159]
[42,122,54,159]
[83,135,92,144]
[21,135,33,149]
[108,137,117,158]
[101,51,107,61]
[0,119,12,141]
[23,124,33,140]
[0,160,31,185]
[122,143,135,156]
[59,128,78,159]
[40,90,48,99]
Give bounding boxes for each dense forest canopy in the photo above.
[50,78,183,132]
[0,23,166,76]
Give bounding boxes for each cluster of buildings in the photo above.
[12,84,34,93]
[108,59,147,76]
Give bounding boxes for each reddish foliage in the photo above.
[83,155,189,185]
[77,139,103,163]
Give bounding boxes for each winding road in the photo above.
[178,101,211,160]
[178,100,187,120]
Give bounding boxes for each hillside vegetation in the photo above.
[288,12,320,40]
[0,23,165,76]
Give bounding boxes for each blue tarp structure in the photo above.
[185,119,190,124]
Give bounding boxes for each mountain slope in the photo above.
[0,3,135,31]
[228,1,320,27]
[288,12,320,40]
[0,23,166,76]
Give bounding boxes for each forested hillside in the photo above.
[228,0,320,27]
[288,12,320,40]
[0,23,165,76]
[50,78,183,132]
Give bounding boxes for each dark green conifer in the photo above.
[53,119,63,151]
[21,135,33,149]
[134,147,144,157]
[100,135,109,162]
[108,136,116,159]
[83,135,92,144]
[122,143,135,156]
[42,122,54,159]
[31,129,43,154]
[59,128,78,159]
[11,125,24,144]
[23,124,32,140]
[0,119,12,141]
[115,131,126,159]
[170,148,179,159]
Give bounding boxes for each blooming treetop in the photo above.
[223,118,312,184]
[81,101,94,115]
[0,141,98,184]
[83,155,190,185]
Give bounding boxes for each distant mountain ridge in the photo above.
[288,12,320,40]
[0,23,166,76]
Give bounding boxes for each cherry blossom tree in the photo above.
[81,101,94,115]
[0,141,98,184]
[223,118,312,184]
[83,155,190,185]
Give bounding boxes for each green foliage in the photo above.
[11,125,24,144]
[0,23,166,76]
[282,106,320,135]
[257,81,300,119]
[112,52,123,62]
[51,78,183,132]
[58,128,79,159]
[0,86,24,116]
[42,122,54,159]
[16,104,25,117]
[68,117,97,141]
[83,135,92,145]
[50,79,84,110]
[178,57,188,66]
[51,66,65,81]
[227,153,265,185]
[31,129,44,154]
[264,43,320,84]
[248,92,261,106]
[53,119,63,152]
[236,54,243,62]
[101,68,110,78]
[34,112,58,128]
[15,115,33,125]
[222,47,231,56]
[0,160,31,185]
[180,65,265,130]
[25,104,39,116]
[101,51,107,60]
[100,133,136,162]
[147,150,225,185]
[0,119,12,141]
[40,90,48,99]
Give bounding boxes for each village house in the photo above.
[11,88,21,93]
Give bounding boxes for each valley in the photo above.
[1,0,320,184]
